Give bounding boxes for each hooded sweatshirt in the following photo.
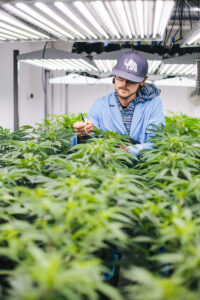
[115,83,161,135]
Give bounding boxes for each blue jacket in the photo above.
[71,87,165,156]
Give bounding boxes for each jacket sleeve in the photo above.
[128,98,165,156]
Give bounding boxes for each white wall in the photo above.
[0,40,200,131]
[157,85,200,118]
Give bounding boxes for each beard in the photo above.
[116,88,137,101]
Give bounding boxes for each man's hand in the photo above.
[120,144,130,152]
[73,119,94,137]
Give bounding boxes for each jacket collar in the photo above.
[109,92,117,106]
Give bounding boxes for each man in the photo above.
[72,51,165,156]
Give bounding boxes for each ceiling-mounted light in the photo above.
[0,21,40,39]
[35,2,86,39]
[49,74,113,85]
[135,0,144,38]
[0,7,49,39]
[2,0,174,42]
[91,1,120,39]
[181,23,200,47]
[0,28,28,40]
[148,60,161,73]
[153,0,163,38]
[144,1,154,38]
[0,33,17,40]
[159,64,196,76]
[73,1,109,38]
[54,2,97,39]
[158,1,174,37]
[16,3,74,39]
[111,0,132,38]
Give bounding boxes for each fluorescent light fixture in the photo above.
[144,1,154,38]
[135,0,144,38]
[155,77,196,87]
[159,1,174,37]
[16,3,74,39]
[123,1,136,37]
[148,60,162,73]
[49,74,113,85]
[94,59,117,73]
[181,23,200,47]
[112,0,132,38]
[54,2,97,39]
[91,1,120,39]
[35,2,85,39]
[0,21,39,39]
[73,1,109,38]
[0,28,28,40]
[21,58,98,72]
[0,33,17,40]
[153,0,163,38]
[2,0,174,41]
[159,64,196,76]
[1,5,50,39]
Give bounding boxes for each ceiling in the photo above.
[1,0,200,79]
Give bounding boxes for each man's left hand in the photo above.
[120,145,130,152]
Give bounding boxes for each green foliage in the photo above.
[0,112,200,300]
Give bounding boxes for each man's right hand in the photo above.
[73,119,95,137]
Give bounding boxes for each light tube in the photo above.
[166,64,178,74]
[153,0,163,38]
[174,64,187,73]
[185,67,196,75]
[78,59,98,71]
[104,60,113,72]
[40,60,60,69]
[91,1,120,38]
[135,0,144,38]
[187,32,200,45]
[65,59,86,71]
[1,5,50,39]
[114,0,132,38]
[129,1,140,37]
[104,1,123,36]
[71,59,92,71]
[35,2,85,39]
[179,65,195,75]
[148,61,161,73]
[63,60,80,71]
[16,3,74,39]
[0,28,29,40]
[144,1,154,37]
[73,1,109,39]
[160,64,170,74]
[55,2,97,39]
[0,33,17,40]
[123,1,136,37]
[23,60,57,70]
[94,60,107,72]
[159,1,174,37]
[0,21,39,39]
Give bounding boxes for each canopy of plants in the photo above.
[0,112,199,300]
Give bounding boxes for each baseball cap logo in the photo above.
[124,58,137,72]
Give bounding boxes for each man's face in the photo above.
[115,75,140,100]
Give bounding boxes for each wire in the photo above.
[163,0,179,46]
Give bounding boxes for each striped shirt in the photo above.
[115,83,161,134]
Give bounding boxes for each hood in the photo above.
[136,83,161,102]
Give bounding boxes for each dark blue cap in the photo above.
[112,51,148,82]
